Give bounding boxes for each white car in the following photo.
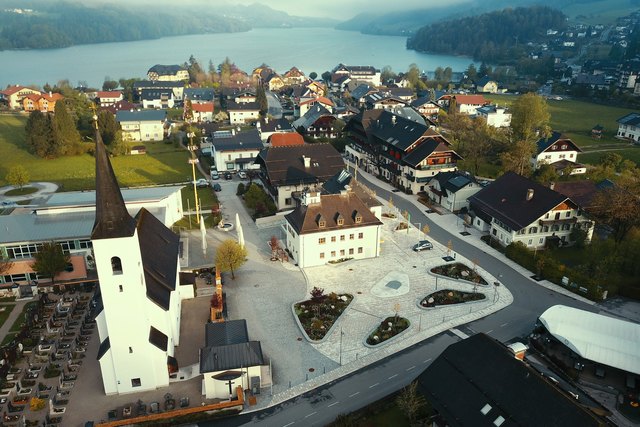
[193,178,209,188]
[238,171,247,179]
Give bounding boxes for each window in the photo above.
[349,234,354,240]
[131,378,141,387]
[528,239,533,245]
[337,218,344,226]
[340,235,345,241]
[285,198,292,205]
[358,247,363,254]
[320,253,325,259]
[331,251,336,257]
[529,227,538,234]
[565,211,571,218]
[119,285,123,293]
[111,257,123,275]
[318,238,326,244]
[349,248,354,255]
[539,238,544,244]
[331,236,336,242]
[340,249,345,256]
[129,347,133,353]
[543,226,549,232]
[358,232,363,239]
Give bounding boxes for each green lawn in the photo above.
[561,0,640,25]
[0,304,15,330]
[9,301,38,333]
[0,115,194,190]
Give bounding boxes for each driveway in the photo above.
[0,181,59,205]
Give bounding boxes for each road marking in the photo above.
[283,423,295,427]
[369,383,379,388]
[406,365,416,371]
[500,322,509,327]
[486,329,493,334]
[349,392,360,397]
[328,401,339,407]
[423,358,432,364]
[388,374,398,379]
[304,412,317,418]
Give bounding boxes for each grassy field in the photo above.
[0,304,15,330]
[0,114,194,191]
[561,0,639,25]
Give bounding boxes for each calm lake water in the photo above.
[0,28,476,88]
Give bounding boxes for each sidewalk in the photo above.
[0,299,28,344]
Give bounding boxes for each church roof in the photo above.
[91,129,136,240]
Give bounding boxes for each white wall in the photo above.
[213,149,260,172]
[532,149,580,168]
[120,121,164,142]
[202,365,263,399]
[230,110,260,124]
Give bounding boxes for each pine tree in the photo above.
[255,84,268,117]
[52,100,81,156]
[25,110,54,158]
[97,110,120,146]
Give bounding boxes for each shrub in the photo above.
[236,183,245,196]
[310,287,325,302]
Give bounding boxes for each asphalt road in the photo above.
[197,175,597,427]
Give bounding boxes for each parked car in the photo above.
[412,240,433,251]
[210,170,219,180]
[213,183,222,192]
[238,171,247,179]
[193,178,209,188]
[224,172,232,180]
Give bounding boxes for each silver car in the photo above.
[412,240,433,251]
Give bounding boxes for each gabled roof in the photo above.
[468,172,573,231]
[258,117,292,133]
[115,109,166,122]
[388,87,414,98]
[416,333,606,427]
[617,112,640,126]
[322,170,382,208]
[430,171,476,195]
[192,103,214,113]
[540,305,640,376]
[476,76,496,86]
[97,91,122,98]
[285,192,382,235]
[269,133,304,147]
[256,143,344,187]
[452,94,487,105]
[184,87,215,102]
[205,319,249,347]
[410,96,439,108]
[212,129,262,152]
[292,105,335,130]
[0,85,39,96]
[200,341,264,373]
[299,96,333,107]
[536,132,582,154]
[136,208,178,310]
[403,136,460,168]
[102,100,136,114]
[350,84,376,100]
[368,110,431,151]
[148,64,187,76]
[227,101,260,112]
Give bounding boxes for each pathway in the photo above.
[0,299,28,344]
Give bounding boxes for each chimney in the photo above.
[526,189,534,201]
[302,190,320,206]
[265,117,269,124]
[231,128,236,136]
[507,342,528,360]
[391,115,397,125]
[302,155,311,168]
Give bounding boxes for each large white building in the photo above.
[476,105,512,128]
[616,112,640,142]
[116,110,166,142]
[283,190,382,268]
[92,129,192,395]
[211,129,263,172]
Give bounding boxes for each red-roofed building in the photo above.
[190,102,215,123]
[102,100,136,114]
[298,96,334,117]
[0,85,41,109]
[96,91,123,107]
[22,92,64,113]
[269,133,305,147]
[438,94,488,115]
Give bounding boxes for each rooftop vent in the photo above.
[526,189,534,201]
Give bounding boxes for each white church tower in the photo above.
[91,123,184,395]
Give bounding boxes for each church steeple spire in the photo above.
[91,109,136,240]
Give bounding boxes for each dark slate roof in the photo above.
[136,208,178,310]
[256,143,345,187]
[410,96,437,108]
[292,105,335,130]
[91,129,136,240]
[322,170,382,208]
[350,84,375,100]
[476,75,495,86]
[148,64,186,76]
[416,333,605,427]
[430,171,475,196]
[149,326,168,351]
[140,89,173,101]
[536,132,582,154]
[258,117,292,133]
[403,137,457,168]
[200,341,264,373]
[97,337,110,360]
[285,192,382,235]
[205,319,249,347]
[368,110,431,151]
[389,87,414,98]
[184,88,215,102]
[227,101,260,111]
[115,110,167,122]
[553,181,600,209]
[212,129,263,152]
[574,74,606,85]
[617,112,640,126]
[468,172,571,231]
[133,80,184,89]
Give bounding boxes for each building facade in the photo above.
[116,110,166,142]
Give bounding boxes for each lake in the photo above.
[0,28,476,88]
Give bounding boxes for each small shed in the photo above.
[591,124,603,139]
[130,145,147,155]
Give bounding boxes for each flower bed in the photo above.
[294,290,353,341]
[431,262,488,286]
[366,316,410,346]
[421,289,486,307]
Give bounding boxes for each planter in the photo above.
[365,316,411,347]
[293,294,354,343]
[420,289,486,308]
[430,262,489,287]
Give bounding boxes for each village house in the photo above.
[410,97,440,122]
[292,105,339,139]
[256,117,294,142]
[438,94,488,115]
[332,64,382,87]
[476,105,512,128]
[132,80,184,103]
[345,109,462,194]
[364,93,406,111]
[141,89,175,109]
[93,91,123,108]
[283,190,382,268]
[266,74,286,92]
[0,85,42,109]
[468,172,594,249]
[283,67,307,85]
[227,101,261,124]
[190,102,215,123]
[298,96,334,117]
[116,109,166,142]
[147,64,189,81]
[210,129,263,173]
[22,92,64,113]
[388,87,415,103]
[183,87,215,104]
[255,143,345,210]
[616,112,640,142]
[531,132,586,175]
[424,171,483,213]
[475,76,500,93]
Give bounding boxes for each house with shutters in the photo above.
[425,171,483,213]
[283,67,307,85]
[255,143,345,210]
[468,172,594,249]
[531,132,585,175]
[0,85,42,109]
[616,112,640,142]
[345,109,462,194]
[211,129,263,173]
[141,89,175,109]
[292,105,339,139]
[283,190,382,268]
[91,125,193,395]
[298,96,334,117]
[22,92,64,113]
[410,97,441,122]
[95,91,123,108]
[116,109,166,142]
[475,76,500,93]
[147,64,189,81]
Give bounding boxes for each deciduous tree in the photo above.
[590,184,640,246]
[510,93,551,143]
[500,140,537,176]
[396,381,426,423]
[215,239,247,279]
[256,84,268,116]
[31,242,70,285]
[5,165,30,189]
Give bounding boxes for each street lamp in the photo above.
[339,327,344,366]
[187,131,200,224]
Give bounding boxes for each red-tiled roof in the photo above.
[192,103,214,113]
[97,91,122,98]
[1,85,37,96]
[452,94,487,105]
[270,133,304,147]
[299,96,333,107]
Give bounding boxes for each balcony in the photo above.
[417,163,456,171]
[404,173,416,182]
[538,217,578,226]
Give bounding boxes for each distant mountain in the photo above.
[222,3,340,28]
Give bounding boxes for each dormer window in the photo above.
[336,213,345,226]
[317,214,326,228]
[353,210,363,224]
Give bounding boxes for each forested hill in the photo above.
[0,2,251,50]
[406,6,567,63]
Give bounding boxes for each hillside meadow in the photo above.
[0,114,193,191]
